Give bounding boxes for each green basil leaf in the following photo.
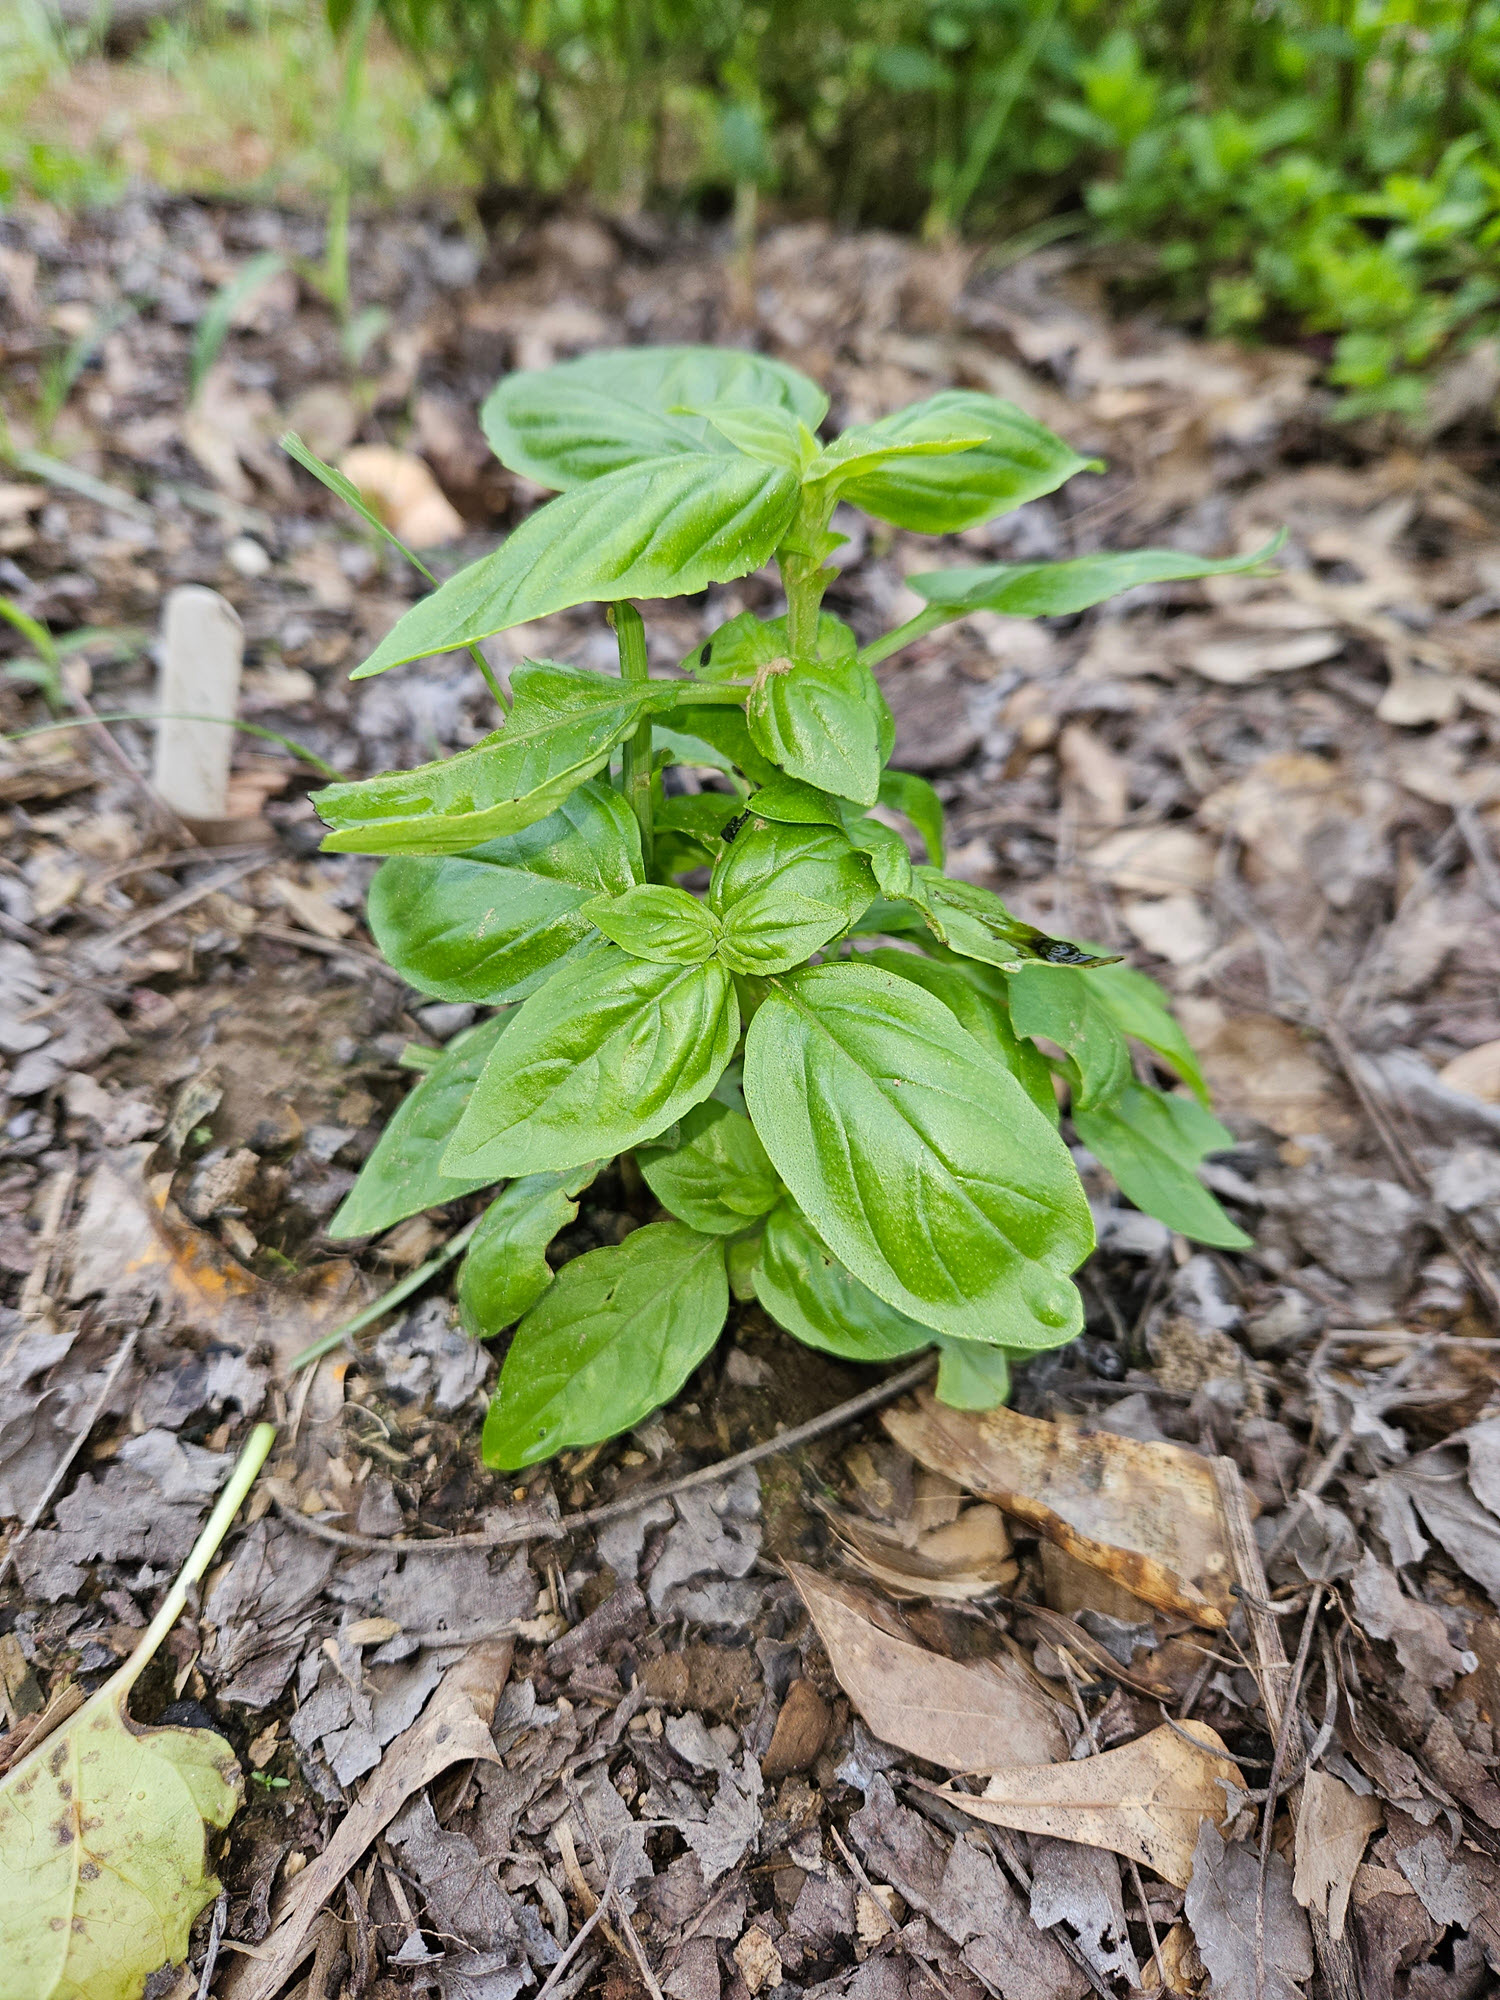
[857,947,1057,1124]
[743,963,1093,1346]
[727,1232,761,1302]
[1073,1083,1251,1249]
[842,817,923,903]
[671,704,781,787]
[652,789,743,846]
[638,1101,779,1234]
[711,821,875,975]
[1086,962,1211,1107]
[354,455,800,676]
[935,1336,1013,1410]
[584,884,721,964]
[481,346,827,488]
[651,724,741,776]
[686,608,853,683]
[746,776,846,827]
[367,779,643,1001]
[877,769,945,867]
[328,1014,509,1238]
[458,1167,595,1337]
[753,1199,933,1361]
[907,536,1283,618]
[314,662,670,855]
[916,869,1114,970]
[746,651,888,806]
[702,403,809,469]
[444,942,739,1178]
[1006,963,1133,1111]
[483,1220,729,1468]
[835,392,1093,534]
[805,410,990,489]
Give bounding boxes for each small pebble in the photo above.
[227,535,272,578]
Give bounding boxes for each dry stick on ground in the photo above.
[81,851,265,962]
[1255,1585,1323,2000]
[68,685,200,848]
[276,1353,940,1556]
[1212,1457,1361,2000]
[257,922,412,982]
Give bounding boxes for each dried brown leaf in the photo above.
[1292,1770,1382,1942]
[884,1393,1234,1627]
[340,445,464,548]
[936,1721,1244,1889]
[788,1563,1068,1772]
[820,1500,1017,1600]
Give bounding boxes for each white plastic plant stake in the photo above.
[152,584,244,822]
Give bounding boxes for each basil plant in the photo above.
[311,347,1261,1470]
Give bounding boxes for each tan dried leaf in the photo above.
[340,445,464,548]
[1439,1039,1500,1106]
[789,1564,1068,1772]
[1291,1770,1382,1942]
[821,1500,1016,1601]
[884,1393,1234,1626]
[939,1721,1244,1889]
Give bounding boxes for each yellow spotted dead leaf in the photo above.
[884,1392,1234,1626]
[937,1720,1244,1889]
[0,1427,275,2000]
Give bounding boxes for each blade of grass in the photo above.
[189,252,286,403]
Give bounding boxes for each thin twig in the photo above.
[195,1892,228,2000]
[1264,1345,1424,1565]
[276,1352,939,1554]
[83,854,264,962]
[1255,1586,1322,2000]
[68,685,200,847]
[0,1324,141,1585]
[257,923,411,982]
[288,1217,482,1372]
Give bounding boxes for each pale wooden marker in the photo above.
[152,585,244,822]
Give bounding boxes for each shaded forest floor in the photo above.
[4,197,1500,1999]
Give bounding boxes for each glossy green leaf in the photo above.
[445,943,739,1179]
[711,821,876,975]
[907,536,1283,618]
[746,650,889,806]
[1074,1083,1251,1249]
[745,775,846,827]
[686,608,853,684]
[858,947,1057,1124]
[935,1336,1013,1410]
[743,963,1093,1347]
[726,1232,761,1302]
[670,703,781,786]
[354,455,800,676]
[367,780,643,1001]
[328,1014,509,1237]
[481,345,827,488]
[1006,963,1134,1111]
[585,884,721,964]
[1087,962,1211,1107]
[652,788,744,846]
[639,1100,780,1234]
[315,663,672,854]
[917,869,1113,970]
[878,768,945,867]
[805,408,990,489]
[842,816,924,903]
[652,723,741,776]
[753,1199,933,1361]
[835,392,1093,534]
[703,403,810,468]
[484,1220,729,1468]
[458,1169,593,1338]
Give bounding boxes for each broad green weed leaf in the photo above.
[639,1101,779,1234]
[328,1014,510,1237]
[878,768,945,867]
[935,1336,1013,1410]
[444,943,738,1179]
[585,883,721,964]
[1074,1084,1251,1249]
[711,821,875,974]
[484,1220,728,1467]
[835,392,1093,533]
[0,1427,273,2000]
[858,948,1057,1123]
[1007,963,1133,1110]
[482,345,826,487]
[907,537,1283,618]
[744,962,1093,1347]
[753,1199,933,1361]
[458,1168,595,1337]
[315,663,672,854]
[1087,962,1211,1106]
[746,651,889,805]
[354,455,800,675]
[368,780,643,1001]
